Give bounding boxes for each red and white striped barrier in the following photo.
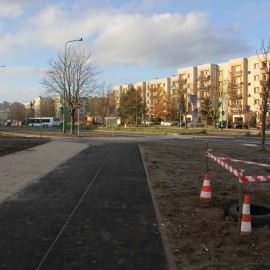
[220,157,270,168]
[205,150,270,183]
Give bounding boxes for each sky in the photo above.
[0,0,269,103]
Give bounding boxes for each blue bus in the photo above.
[27,117,62,127]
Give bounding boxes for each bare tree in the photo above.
[41,47,101,133]
[257,38,270,150]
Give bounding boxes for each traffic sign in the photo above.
[178,105,183,112]
[109,106,115,114]
[194,108,198,114]
[189,94,197,105]
[221,110,225,116]
[60,106,67,114]
[77,103,81,108]
[194,113,198,118]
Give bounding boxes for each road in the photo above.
[1,126,269,147]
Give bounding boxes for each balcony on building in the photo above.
[231,106,243,111]
[178,78,187,84]
[230,70,242,76]
[198,85,209,91]
[229,89,242,100]
[198,75,210,82]
[198,94,207,100]
[149,88,156,92]
[178,86,187,93]
[260,68,268,74]
[230,83,242,89]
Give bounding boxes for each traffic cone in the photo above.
[200,174,211,200]
[240,195,252,236]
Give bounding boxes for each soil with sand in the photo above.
[141,140,270,270]
[0,136,50,157]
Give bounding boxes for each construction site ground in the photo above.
[141,140,270,270]
[1,135,270,269]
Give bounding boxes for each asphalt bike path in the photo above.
[0,141,169,270]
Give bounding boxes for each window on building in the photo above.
[203,71,209,77]
[233,66,240,72]
[254,75,259,81]
[233,77,241,84]
[188,73,191,78]
[254,99,260,105]
[254,87,259,94]
[254,63,259,70]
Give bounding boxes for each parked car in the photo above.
[256,122,270,129]
[160,120,173,126]
[177,122,185,126]
[4,120,12,126]
[142,120,154,126]
[232,122,249,129]
[216,120,232,128]
[232,122,242,129]
[187,121,204,127]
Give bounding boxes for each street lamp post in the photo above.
[214,66,219,128]
[135,90,138,127]
[39,96,42,138]
[63,38,83,133]
[189,94,197,140]
[221,86,224,130]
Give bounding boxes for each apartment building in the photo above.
[112,83,133,109]
[112,53,270,125]
[247,54,269,125]
[172,66,197,122]
[134,82,146,104]
[112,85,122,108]
[145,77,170,120]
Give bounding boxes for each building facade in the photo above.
[112,53,270,126]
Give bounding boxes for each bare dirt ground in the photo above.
[0,136,50,157]
[141,140,270,270]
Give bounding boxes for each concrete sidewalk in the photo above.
[0,140,89,204]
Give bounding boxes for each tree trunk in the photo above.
[261,110,266,150]
[70,108,76,134]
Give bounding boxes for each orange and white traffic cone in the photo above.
[200,174,211,200]
[240,195,252,236]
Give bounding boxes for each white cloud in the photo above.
[92,11,250,68]
[0,1,251,69]
[3,66,43,78]
[0,2,23,18]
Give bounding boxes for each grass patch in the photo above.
[99,126,206,135]
[153,181,169,189]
